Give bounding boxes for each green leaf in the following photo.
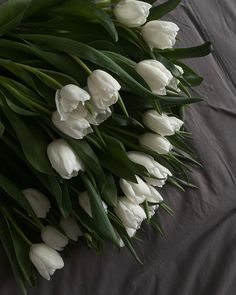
[160,42,213,59]
[0,174,37,219]
[3,209,32,286]
[60,182,72,218]
[18,34,185,105]
[0,0,31,36]
[0,215,28,295]
[0,119,5,138]
[1,102,54,175]
[174,61,203,86]
[24,0,63,18]
[80,173,118,244]
[148,0,182,20]
[100,134,148,181]
[50,0,118,41]
[100,174,117,207]
[67,139,105,183]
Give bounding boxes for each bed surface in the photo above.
[1,0,236,294]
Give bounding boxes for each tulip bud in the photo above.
[41,226,68,251]
[87,70,121,110]
[114,0,152,28]
[141,20,179,49]
[120,175,151,204]
[127,151,172,187]
[59,216,83,241]
[55,84,90,121]
[135,60,173,95]
[47,139,85,179]
[146,186,163,203]
[146,204,159,218]
[29,243,64,280]
[115,197,146,229]
[78,191,108,217]
[143,110,183,136]
[22,188,51,218]
[169,65,184,92]
[139,133,173,154]
[52,109,93,140]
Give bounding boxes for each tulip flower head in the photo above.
[29,243,64,280]
[142,20,179,49]
[114,0,152,28]
[47,139,85,179]
[22,188,51,218]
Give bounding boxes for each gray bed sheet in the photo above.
[1,0,236,294]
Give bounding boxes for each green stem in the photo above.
[71,56,92,74]
[105,125,138,138]
[93,126,108,149]
[19,63,62,89]
[13,208,40,230]
[118,94,129,118]
[2,207,32,246]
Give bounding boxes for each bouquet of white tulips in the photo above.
[0,0,211,293]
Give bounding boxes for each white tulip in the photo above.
[29,243,64,280]
[135,60,173,95]
[52,108,93,140]
[47,139,85,179]
[22,188,51,218]
[41,226,68,251]
[55,84,90,121]
[87,70,121,110]
[117,227,137,247]
[59,216,83,241]
[143,110,183,136]
[114,0,152,28]
[127,151,172,187]
[86,101,112,126]
[78,191,108,217]
[139,133,173,154]
[120,175,151,204]
[115,197,146,229]
[146,186,163,203]
[146,204,159,218]
[169,65,184,92]
[141,20,179,49]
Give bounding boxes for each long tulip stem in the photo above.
[71,56,92,75]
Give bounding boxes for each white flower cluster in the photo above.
[22,188,83,280]
[52,70,121,139]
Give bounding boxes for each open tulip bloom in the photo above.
[0,0,211,293]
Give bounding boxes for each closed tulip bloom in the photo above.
[78,191,108,217]
[55,84,90,121]
[59,216,83,241]
[22,188,51,218]
[115,197,146,229]
[52,109,93,140]
[135,60,173,95]
[114,0,152,28]
[127,151,172,187]
[41,226,68,251]
[139,133,173,154]
[30,243,64,280]
[143,110,184,136]
[169,65,184,92]
[142,20,179,49]
[87,70,121,110]
[146,186,163,203]
[47,139,85,179]
[146,204,159,218]
[120,175,151,204]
